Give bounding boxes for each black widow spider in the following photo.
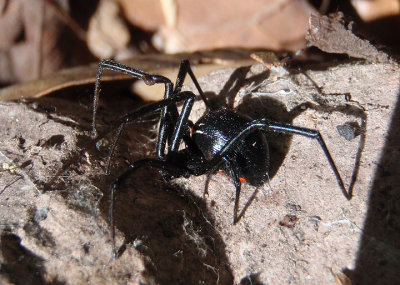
[48,59,350,255]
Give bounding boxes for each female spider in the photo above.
[49,59,350,255]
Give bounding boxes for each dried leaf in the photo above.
[121,0,316,53]
[306,13,389,62]
[0,49,259,101]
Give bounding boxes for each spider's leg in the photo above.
[92,60,173,138]
[174,60,208,107]
[261,120,349,199]
[46,92,194,189]
[109,158,189,257]
[222,158,242,224]
[103,90,195,175]
[93,60,181,164]
[169,91,196,153]
[157,60,208,159]
[206,119,349,200]
[207,157,259,224]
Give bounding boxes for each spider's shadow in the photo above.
[197,64,366,209]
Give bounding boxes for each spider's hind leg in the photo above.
[263,120,349,199]
[204,119,350,202]
[223,158,242,224]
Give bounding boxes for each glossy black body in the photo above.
[193,109,269,186]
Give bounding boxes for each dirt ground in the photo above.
[0,58,399,284]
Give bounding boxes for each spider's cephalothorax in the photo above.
[48,59,350,255]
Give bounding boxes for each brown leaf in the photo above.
[306,12,389,62]
[0,49,260,101]
[121,0,316,53]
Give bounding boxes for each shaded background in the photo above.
[0,0,399,86]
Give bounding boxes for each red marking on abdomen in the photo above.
[218,170,246,183]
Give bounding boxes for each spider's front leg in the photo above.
[157,60,208,159]
[91,60,206,165]
[46,91,195,189]
[92,60,174,138]
[174,60,208,105]
[106,90,197,256]
[92,60,175,173]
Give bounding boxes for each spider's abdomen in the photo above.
[192,109,270,186]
